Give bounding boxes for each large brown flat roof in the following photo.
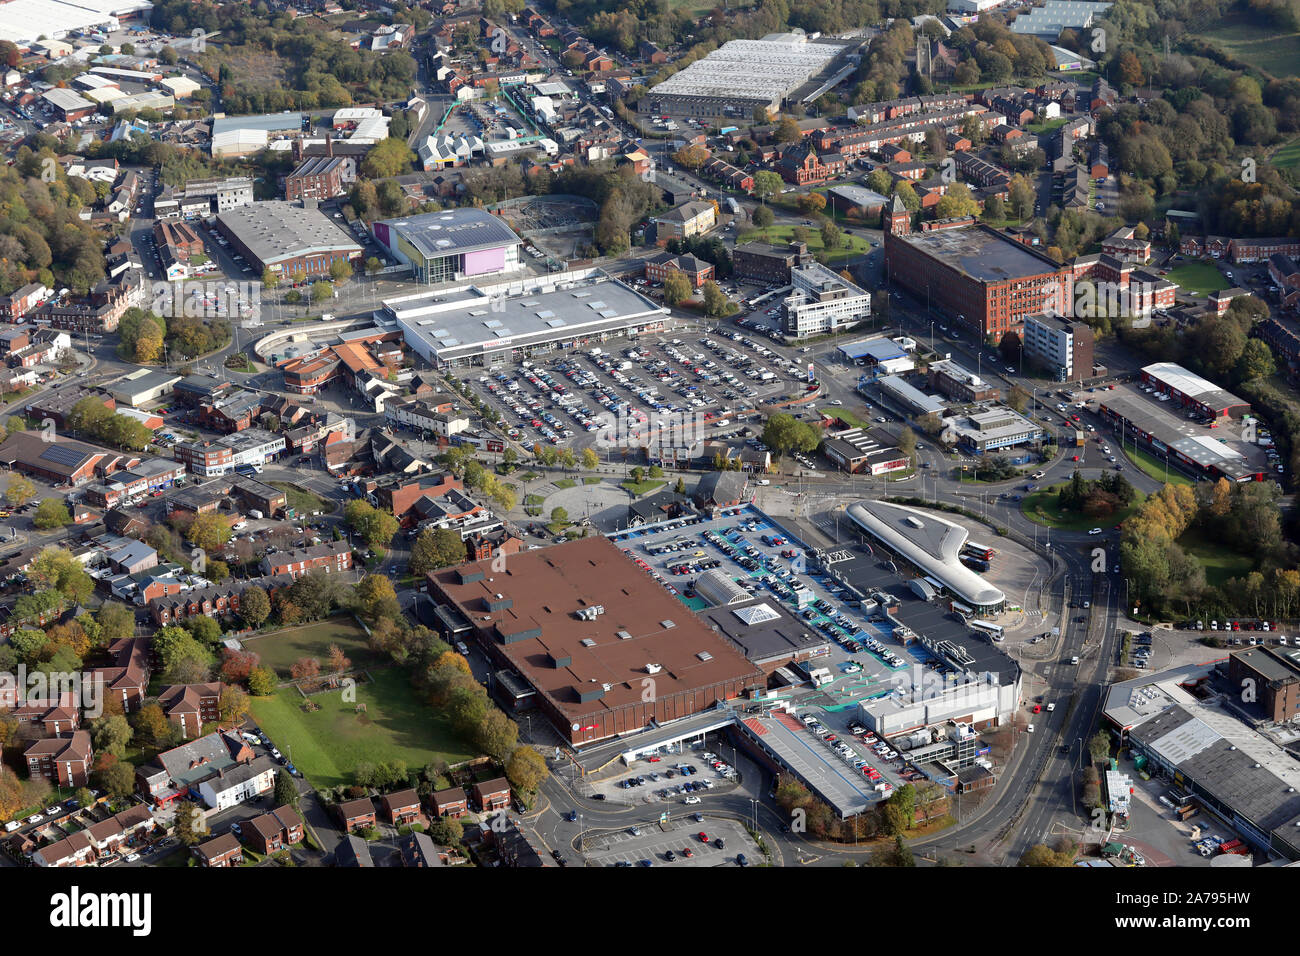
[429,536,761,724]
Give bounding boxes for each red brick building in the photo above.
[774,144,846,186]
[157,682,223,739]
[194,833,243,867]
[645,252,715,289]
[259,541,352,579]
[431,787,468,817]
[379,788,423,826]
[335,797,377,832]
[472,777,512,812]
[884,221,1073,342]
[25,731,93,787]
[247,805,305,854]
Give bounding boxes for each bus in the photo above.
[950,600,974,618]
[922,575,947,596]
[963,541,995,561]
[970,620,1004,641]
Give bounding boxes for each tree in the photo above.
[343,500,399,549]
[753,171,783,203]
[4,474,34,507]
[581,447,599,471]
[310,281,334,304]
[934,182,979,219]
[820,221,842,251]
[218,685,251,723]
[360,136,416,179]
[701,280,730,316]
[327,643,351,675]
[96,761,137,802]
[173,799,206,845]
[752,204,774,230]
[32,498,71,529]
[248,666,277,696]
[329,259,352,284]
[898,427,917,458]
[1235,339,1275,383]
[476,708,519,763]
[271,768,300,808]
[96,601,135,644]
[1088,730,1111,763]
[506,745,550,793]
[662,269,692,306]
[1007,384,1031,413]
[185,615,223,646]
[91,714,133,758]
[409,527,468,575]
[1008,175,1035,221]
[671,144,708,169]
[1117,50,1144,87]
[796,192,826,216]
[187,512,233,555]
[240,586,271,628]
[132,703,173,748]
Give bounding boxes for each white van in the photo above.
[756,479,770,485]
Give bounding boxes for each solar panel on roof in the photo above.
[39,445,89,467]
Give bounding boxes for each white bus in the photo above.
[970,620,1004,641]
[922,575,947,596]
[950,600,974,618]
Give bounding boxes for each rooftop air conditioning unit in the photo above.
[646,663,662,675]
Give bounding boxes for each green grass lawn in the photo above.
[1026,116,1069,135]
[621,479,667,495]
[1021,483,1146,531]
[1118,442,1194,487]
[1191,13,1300,78]
[1177,526,1254,588]
[1165,261,1228,296]
[553,478,576,489]
[1272,137,1300,170]
[249,668,474,789]
[826,408,868,428]
[240,616,381,680]
[737,223,870,266]
[270,482,336,515]
[582,476,602,485]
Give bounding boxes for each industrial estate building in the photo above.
[884,222,1073,342]
[373,209,522,284]
[638,34,849,119]
[384,272,668,368]
[215,202,362,277]
[1103,662,1300,861]
[1096,385,1262,483]
[1137,363,1251,420]
[425,535,763,746]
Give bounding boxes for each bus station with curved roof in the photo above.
[844,500,1006,613]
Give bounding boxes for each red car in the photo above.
[647,756,661,763]
[1032,704,1042,714]
[1072,455,1080,462]
[698,832,709,843]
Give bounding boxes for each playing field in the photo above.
[1192,15,1300,79]
[1165,261,1228,296]
[240,617,381,679]
[249,668,475,788]
[1273,137,1300,170]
